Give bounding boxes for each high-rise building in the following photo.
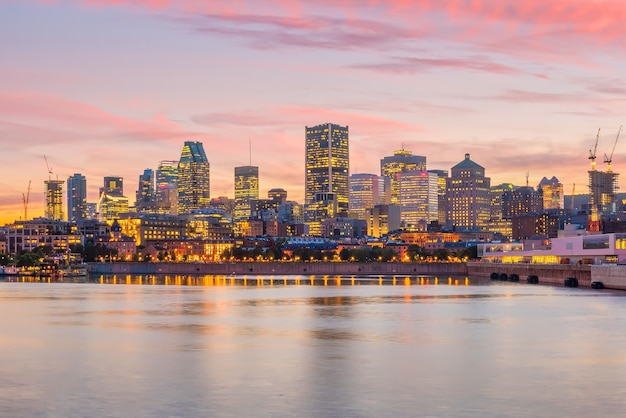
[305,123,349,234]
[538,176,564,210]
[45,180,64,221]
[67,173,87,222]
[305,123,349,210]
[397,170,438,226]
[428,169,448,225]
[101,176,123,196]
[177,141,210,213]
[349,173,389,220]
[268,188,287,205]
[381,149,427,205]
[233,165,259,221]
[502,186,544,218]
[136,169,155,208]
[446,153,491,230]
[490,183,516,221]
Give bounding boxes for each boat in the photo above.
[0,265,19,275]
[58,264,88,277]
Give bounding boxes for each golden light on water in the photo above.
[8,274,471,287]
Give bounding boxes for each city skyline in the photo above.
[2,1,626,224]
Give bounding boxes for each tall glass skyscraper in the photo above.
[67,173,87,222]
[136,168,155,206]
[233,165,259,221]
[348,173,389,220]
[177,141,210,213]
[381,149,427,205]
[305,123,349,210]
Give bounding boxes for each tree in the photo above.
[339,248,351,261]
[432,248,451,261]
[0,254,14,266]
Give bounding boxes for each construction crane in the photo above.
[604,125,622,173]
[43,154,53,180]
[22,180,31,220]
[589,128,600,171]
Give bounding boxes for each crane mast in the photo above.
[604,125,622,173]
[589,128,600,171]
[22,180,31,220]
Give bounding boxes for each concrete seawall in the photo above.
[467,262,592,286]
[88,261,468,276]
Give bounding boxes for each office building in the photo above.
[381,149,426,205]
[233,165,259,221]
[446,153,491,230]
[136,169,155,209]
[397,170,438,226]
[305,123,349,209]
[538,176,564,210]
[101,176,123,196]
[177,141,210,213]
[502,186,544,219]
[428,169,448,225]
[67,173,87,222]
[45,180,64,221]
[349,173,389,220]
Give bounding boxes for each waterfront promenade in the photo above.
[88,261,468,276]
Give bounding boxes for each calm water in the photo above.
[1,275,626,418]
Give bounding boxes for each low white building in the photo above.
[478,233,626,265]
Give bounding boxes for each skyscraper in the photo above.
[446,153,491,230]
[67,173,87,222]
[101,176,123,196]
[397,170,438,226]
[45,180,64,221]
[136,168,155,207]
[305,123,349,210]
[156,160,179,214]
[538,176,564,210]
[304,123,349,234]
[177,141,210,214]
[233,165,259,221]
[381,149,427,205]
[349,173,389,220]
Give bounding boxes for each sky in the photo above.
[1,0,626,224]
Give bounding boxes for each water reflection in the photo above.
[2,277,626,417]
[2,273,478,287]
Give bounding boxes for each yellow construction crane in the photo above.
[22,180,31,220]
[604,125,622,173]
[589,128,600,171]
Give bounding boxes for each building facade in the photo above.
[305,123,349,210]
[538,176,564,210]
[380,149,427,205]
[177,141,210,213]
[136,168,155,209]
[446,153,491,231]
[233,165,259,221]
[398,170,438,227]
[348,173,389,220]
[45,179,64,221]
[67,174,87,223]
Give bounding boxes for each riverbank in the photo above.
[467,262,626,290]
[88,261,468,276]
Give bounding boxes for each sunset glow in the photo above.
[1,0,625,224]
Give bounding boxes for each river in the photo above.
[1,274,625,417]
